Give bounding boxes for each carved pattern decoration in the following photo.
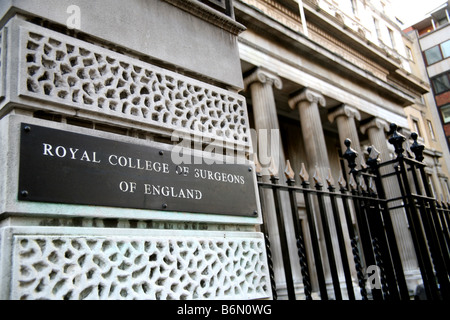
[12,234,270,300]
[21,24,250,147]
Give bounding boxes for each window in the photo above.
[441,40,450,59]
[388,28,396,49]
[197,0,233,17]
[431,72,450,95]
[373,18,381,39]
[412,118,422,137]
[406,45,413,61]
[440,104,450,124]
[350,0,358,15]
[425,45,443,65]
[424,40,450,65]
[427,120,436,141]
[438,17,449,28]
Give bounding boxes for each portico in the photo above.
[235,0,433,297]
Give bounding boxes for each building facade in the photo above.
[0,0,448,300]
[404,2,450,166]
[235,0,450,298]
[0,0,273,300]
[401,22,450,204]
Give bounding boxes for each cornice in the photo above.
[301,0,429,96]
[234,1,416,107]
[163,0,246,35]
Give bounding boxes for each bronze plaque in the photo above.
[18,123,258,217]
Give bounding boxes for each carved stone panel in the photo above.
[16,21,250,149]
[3,227,272,300]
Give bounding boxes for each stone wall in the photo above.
[0,1,271,300]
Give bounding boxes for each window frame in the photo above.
[411,117,422,137]
[405,45,413,61]
[431,72,450,95]
[427,120,436,141]
[196,0,233,17]
[424,40,450,66]
[441,39,450,59]
[350,0,358,15]
[373,17,381,40]
[387,27,396,49]
[440,103,450,124]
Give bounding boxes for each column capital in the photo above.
[288,88,326,110]
[243,67,282,91]
[360,117,389,135]
[328,104,361,123]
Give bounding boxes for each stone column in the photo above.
[244,68,282,132]
[289,88,346,296]
[244,68,283,172]
[327,104,362,287]
[288,88,329,180]
[328,104,362,170]
[244,68,302,298]
[361,117,419,281]
[360,117,391,162]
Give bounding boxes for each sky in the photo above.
[390,0,448,26]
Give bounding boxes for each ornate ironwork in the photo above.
[255,123,450,300]
[388,123,406,159]
[410,132,425,162]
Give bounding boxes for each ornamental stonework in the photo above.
[9,230,270,300]
[18,22,250,148]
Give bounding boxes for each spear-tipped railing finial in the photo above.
[388,123,406,159]
[410,132,424,162]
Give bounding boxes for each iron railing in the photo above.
[257,124,450,300]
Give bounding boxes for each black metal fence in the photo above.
[257,124,450,300]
